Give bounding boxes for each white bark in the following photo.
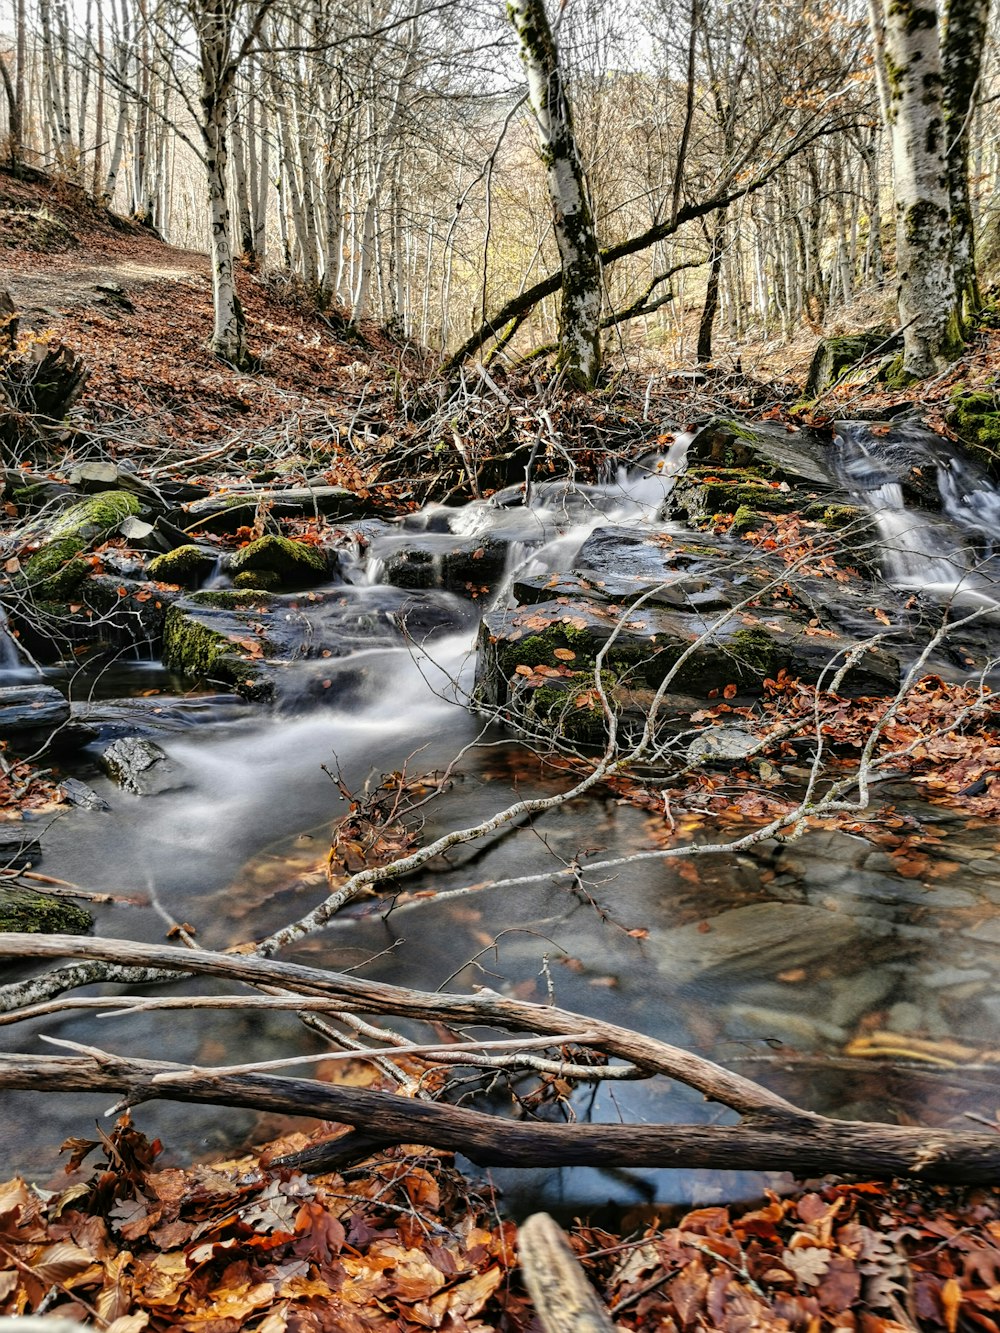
[871,0,961,376]
[508,0,602,388]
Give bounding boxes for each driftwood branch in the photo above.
[0,1049,998,1181]
[2,937,1000,1181]
[518,1213,616,1333]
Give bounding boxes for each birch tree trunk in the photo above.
[508,0,602,389]
[202,92,246,363]
[870,0,963,376]
[941,0,989,320]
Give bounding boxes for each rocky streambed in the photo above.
[3,413,1000,1208]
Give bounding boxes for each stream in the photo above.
[4,420,1000,1220]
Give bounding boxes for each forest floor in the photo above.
[4,165,1000,1332]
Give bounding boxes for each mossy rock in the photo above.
[0,887,92,934]
[233,569,282,590]
[665,467,801,526]
[147,544,220,588]
[16,490,142,599]
[947,389,1000,479]
[18,535,91,598]
[730,504,759,535]
[228,535,331,586]
[804,332,899,398]
[161,595,274,699]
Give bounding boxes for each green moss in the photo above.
[0,888,92,934]
[229,535,329,585]
[233,569,282,590]
[49,490,141,541]
[730,505,759,535]
[879,354,914,390]
[948,389,1000,476]
[188,589,276,610]
[729,627,782,681]
[817,504,864,529]
[19,535,90,597]
[16,491,143,600]
[161,603,271,699]
[147,545,219,587]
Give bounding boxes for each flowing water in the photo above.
[833,420,1000,609]
[7,432,1000,1217]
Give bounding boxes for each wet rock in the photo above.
[99,735,184,796]
[81,574,176,653]
[162,585,472,704]
[78,692,248,742]
[228,535,333,587]
[0,824,42,869]
[58,776,110,811]
[648,902,872,986]
[476,591,898,748]
[370,532,508,596]
[728,1004,847,1047]
[0,887,91,934]
[686,418,837,486]
[162,589,276,699]
[182,485,364,535]
[0,684,70,736]
[147,544,220,588]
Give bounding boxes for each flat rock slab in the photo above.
[649,902,880,986]
[0,824,43,869]
[0,685,70,736]
[182,486,366,535]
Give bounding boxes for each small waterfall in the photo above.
[833,421,1000,608]
[203,554,229,589]
[0,605,33,682]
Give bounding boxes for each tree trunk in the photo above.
[508,0,602,390]
[941,0,989,321]
[203,94,246,364]
[870,0,963,376]
[696,212,724,363]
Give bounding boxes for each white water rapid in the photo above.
[833,421,1000,610]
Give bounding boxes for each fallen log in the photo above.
[1,1051,999,1182]
[2,935,1000,1183]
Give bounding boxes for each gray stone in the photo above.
[923,966,992,991]
[99,736,184,796]
[728,1004,847,1047]
[648,902,871,986]
[0,685,69,736]
[58,777,111,811]
[827,969,897,1028]
[686,726,758,763]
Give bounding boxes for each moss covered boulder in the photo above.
[228,535,332,587]
[947,389,1000,479]
[162,589,276,699]
[147,544,220,588]
[0,887,92,934]
[664,466,803,526]
[803,332,899,399]
[17,490,141,599]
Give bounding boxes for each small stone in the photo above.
[59,777,111,811]
[99,736,184,796]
